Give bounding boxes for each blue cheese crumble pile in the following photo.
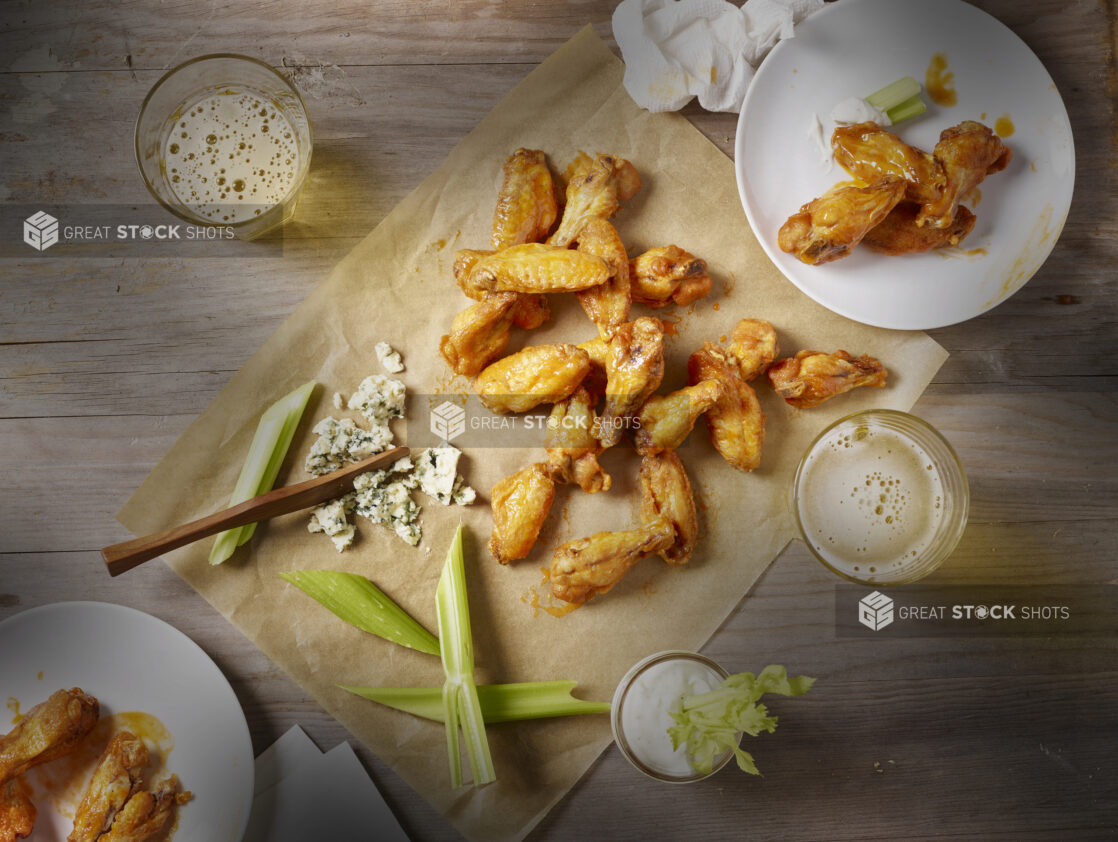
[305,363,475,551]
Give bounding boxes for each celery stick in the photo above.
[279,570,440,656]
[436,525,495,787]
[234,396,311,547]
[884,96,927,125]
[209,380,316,563]
[866,75,925,125]
[340,681,611,724]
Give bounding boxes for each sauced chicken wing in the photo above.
[639,451,698,565]
[863,202,976,255]
[0,779,35,842]
[0,688,99,782]
[474,343,591,414]
[725,318,779,381]
[492,148,559,249]
[549,517,674,605]
[779,178,906,265]
[488,463,556,564]
[688,343,765,472]
[919,121,1011,229]
[580,317,665,448]
[545,387,611,493]
[629,245,713,308]
[574,218,631,337]
[548,152,642,248]
[439,293,521,377]
[634,380,723,456]
[454,251,551,330]
[767,349,887,408]
[464,243,609,294]
[68,731,149,842]
[832,122,946,205]
[97,778,188,842]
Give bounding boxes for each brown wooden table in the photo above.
[2,1,1116,839]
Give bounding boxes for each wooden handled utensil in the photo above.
[101,446,410,577]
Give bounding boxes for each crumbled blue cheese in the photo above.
[307,497,357,551]
[353,459,421,546]
[332,391,345,410]
[306,374,476,550]
[413,445,476,506]
[304,416,391,477]
[375,342,405,373]
[347,375,405,427]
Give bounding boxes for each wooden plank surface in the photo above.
[2,0,1117,840]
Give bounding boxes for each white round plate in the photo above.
[0,602,253,842]
[735,0,1074,329]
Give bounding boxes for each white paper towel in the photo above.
[612,0,824,112]
[245,726,410,842]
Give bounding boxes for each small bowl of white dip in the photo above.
[611,650,736,783]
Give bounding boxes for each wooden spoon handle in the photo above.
[101,447,409,577]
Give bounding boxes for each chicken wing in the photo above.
[439,292,521,377]
[548,152,642,248]
[464,243,609,294]
[639,451,698,565]
[629,245,713,308]
[688,343,765,472]
[832,122,945,205]
[474,343,591,414]
[549,517,674,605]
[488,462,556,564]
[492,148,558,249]
[918,121,1011,229]
[574,218,631,337]
[0,688,99,782]
[68,731,148,842]
[544,387,611,493]
[724,318,779,381]
[455,251,550,330]
[863,202,976,255]
[778,178,906,265]
[634,380,723,456]
[767,349,887,408]
[0,779,35,842]
[97,777,187,842]
[579,317,665,447]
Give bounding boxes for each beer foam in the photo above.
[796,423,945,579]
[163,88,300,224]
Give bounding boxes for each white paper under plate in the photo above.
[0,602,253,842]
[736,0,1075,329]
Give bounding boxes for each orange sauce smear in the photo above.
[521,567,580,618]
[20,711,176,821]
[994,113,1015,137]
[925,53,957,107]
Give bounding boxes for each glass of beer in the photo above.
[135,54,312,240]
[791,409,969,586]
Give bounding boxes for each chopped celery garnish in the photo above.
[209,380,316,564]
[340,681,611,723]
[279,570,440,656]
[865,75,926,125]
[668,665,815,776]
[436,525,495,787]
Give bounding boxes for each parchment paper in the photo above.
[119,27,948,842]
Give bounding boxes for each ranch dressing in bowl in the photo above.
[611,651,732,782]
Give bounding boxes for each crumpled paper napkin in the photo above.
[612,0,824,112]
[245,726,410,842]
